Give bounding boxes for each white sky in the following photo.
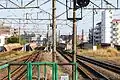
[0,0,120,35]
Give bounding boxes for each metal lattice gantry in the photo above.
[0,0,119,58]
[0,0,119,57]
[0,0,120,47]
[0,0,39,9]
[0,0,119,31]
[0,0,120,79]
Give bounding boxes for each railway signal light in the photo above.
[66,0,90,20]
[76,0,90,7]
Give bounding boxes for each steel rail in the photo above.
[77,55,120,74]
[57,48,109,80]
[57,49,98,79]
[67,54,109,80]
[18,52,41,80]
[11,52,40,80]
[2,52,39,80]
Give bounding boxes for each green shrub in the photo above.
[96,44,101,49]
[7,36,27,45]
[19,38,27,45]
[7,36,19,43]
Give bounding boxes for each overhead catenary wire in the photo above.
[0,0,120,34]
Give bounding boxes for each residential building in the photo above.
[59,35,72,44]
[10,28,19,36]
[0,26,19,37]
[94,22,102,44]
[88,29,93,43]
[59,35,84,44]
[101,10,113,44]
[111,19,120,45]
[0,26,11,37]
[88,22,101,45]
[0,26,11,47]
[89,9,114,45]
[0,36,7,46]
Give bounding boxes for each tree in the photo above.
[7,36,19,43]
[7,36,27,45]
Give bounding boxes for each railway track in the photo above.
[0,45,41,66]
[1,51,41,80]
[0,52,33,66]
[18,52,42,80]
[11,52,40,80]
[77,55,120,74]
[57,49,109,80]
[0,53,32,79]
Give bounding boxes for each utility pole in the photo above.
[117,0,119,8]
[19,19,21,43]
[69,32,70,43]
[58,30,60,43]
[73,0,77,63]
[82,29,84,42]
[52,0,56,62]
[72,0,77,80]
[101,0,103,8]
[92,6,95,48]
[46,25,49,51]
[21,0,23,7]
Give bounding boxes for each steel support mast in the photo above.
[52,0,57,62]
[72,0,77,80]
[73,0,77,62]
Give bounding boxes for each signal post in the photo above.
[72,0,90,79]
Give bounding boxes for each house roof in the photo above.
[112,19,120,23]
